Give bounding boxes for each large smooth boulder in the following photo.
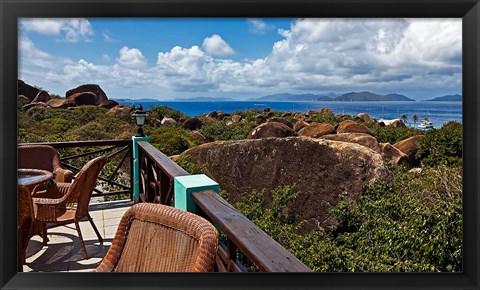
[189,130,207,143]
[390,119,406,128]
[336,120,374,136]
[18,80,51,102]
[65,84,108,105]
[267,117,294,129]
[319,108,334,116]
[293,120,309,132]
[179,137,392,232]
[67,92,98,106]
[394,135,423,166]
[99,99,119,109]
[206,111,219,119]
[247,122,296,139]
[183,117,203,130]
[321,133,381,153]
[379,143,409,167]
[298,123,335,138]
[46,98,76,109]
[357,113,371,123]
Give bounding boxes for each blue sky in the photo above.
[19,18,462,101]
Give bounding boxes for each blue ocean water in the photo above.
[124,101,462,129]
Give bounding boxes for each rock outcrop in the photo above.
[267,117,294,129]
[321,133,381,153]
[179,137,392,232]
[390,119,406,128]
[189,130,208,143]
[394,135,423,166]
[336,120,374,136]
[247,122,297,139]
[293,120,309,132]
[357,113,371,123]
[99,99,119,109]
[66,92,99,106]
[319,108,334,116]
[65,84,108,105]
[379,143,409,166]
[46,98,76,109]
[298,123,335,138]
[183,117,203,130]
[18,80,51,103]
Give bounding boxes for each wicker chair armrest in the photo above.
[32,197,63,221]
[55,168,73,183]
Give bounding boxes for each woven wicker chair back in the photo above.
[103,203,218,272]
[18,145,62,173]
[66,156,107,218]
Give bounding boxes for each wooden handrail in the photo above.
[137,141,189,179]
[192,189,312,272]
[20,139,131,148]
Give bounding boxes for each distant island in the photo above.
[427,94,462,102]
[111,98,158,103]
[250,91,414,102]
[166,96,236,102]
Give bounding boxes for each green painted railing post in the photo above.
[132,136,149,203]
[174,174,219,212]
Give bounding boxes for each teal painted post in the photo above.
[132,136,149,203]
[174,174,219,212]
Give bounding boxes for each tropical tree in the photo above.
[412,114,418,127]
[400,114,408,125]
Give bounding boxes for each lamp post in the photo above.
[132,104,147,137]
[132,104,149,203]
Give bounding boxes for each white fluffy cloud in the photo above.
[22,18,94,42]
[247,19,274,34]
[117,46,147,68]
[202,34,235,56]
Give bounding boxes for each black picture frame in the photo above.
[1,0,478,289]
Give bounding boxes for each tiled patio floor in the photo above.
[23,200,132,272]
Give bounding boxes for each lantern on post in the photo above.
[133,104,147,137]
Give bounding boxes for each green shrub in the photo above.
[176,157,206,175]
[148,126,199,156]
[416,121,462,167]
[226,166,462,272]
[364,123,419,144]
[200,121,254,141]
[149,105,187,121]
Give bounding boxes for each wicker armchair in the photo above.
[18,145,73,183]
[93,203,219,272]
[18,185,37,272]
[33,156,108,259]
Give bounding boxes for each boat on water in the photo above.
[417,120,434,130]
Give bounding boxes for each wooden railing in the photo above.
[136,141,311,272]
[19,140,133,199]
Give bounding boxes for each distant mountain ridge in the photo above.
[250,93,338,102]
[112,98,158,103]
[251,91,414,102]
[167,96,236,102]
[427,94,462,101]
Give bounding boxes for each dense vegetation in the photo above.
[18,102,462,272]
[221,164,462,272]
